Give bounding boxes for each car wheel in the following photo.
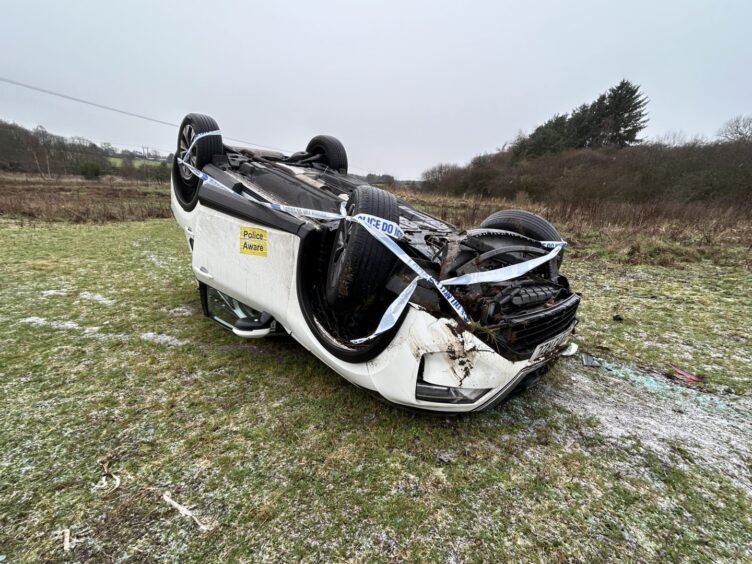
[306,135,348,173]
[480,209,564,272]
[326,185,399,307]
[172,113,223,211]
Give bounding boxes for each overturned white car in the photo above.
[170,113,580,413]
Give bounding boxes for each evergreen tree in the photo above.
[601,80,649,147]
[512,80,648,158]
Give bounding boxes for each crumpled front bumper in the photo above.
[362,307,570,412]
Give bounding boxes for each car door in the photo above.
[191,203,299,322]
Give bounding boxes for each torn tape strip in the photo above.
[351,277,419,344]
[177,158,231,192]
[181,130,221,162]
[353,245,565,342]
[442,244,564,286]
[354,219,471,324]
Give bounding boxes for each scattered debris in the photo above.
[545,363,752,493]
[581,352,600,367]
[612,314,624,322]
[62,529,71,552]
[162,491,215,532]
[671,366,704,385]
[93,456,121,494]
[79,291,115,305]
[561,343,579,357]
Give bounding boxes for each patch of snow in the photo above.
[168,305,195,317]
[140,332,188,347]
[79,291,115,305]
[144,251,176,269]
[41,289,67,297]
[20,317,80,330]
[20,316,47,325]
[19,317,128,342]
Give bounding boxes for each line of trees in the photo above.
[420,81,752,205]
[0,119,170,182]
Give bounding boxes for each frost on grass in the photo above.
[140,332,188,347]
[168,305,195,317]
[18,317,186,347]
[41,289,68,297]
[78,291,115,305]
[21,316,80,330]
[546,359,752,493]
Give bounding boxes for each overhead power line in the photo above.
[0,76,178,128]
[0,75,284,150]
[0,75,383,176]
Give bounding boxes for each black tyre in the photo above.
[326,186,399,307]
[306,135,348,173]
[480,209,564,270]
[173,113,223,211]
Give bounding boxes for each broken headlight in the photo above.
[415,381,491,404]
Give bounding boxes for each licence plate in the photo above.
[530,326,574,361]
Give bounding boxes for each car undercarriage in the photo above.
[170,113,580,411]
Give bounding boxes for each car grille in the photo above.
[495,293,580,361]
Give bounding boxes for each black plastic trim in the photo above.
[196,165,309,236]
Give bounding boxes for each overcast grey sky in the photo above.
[1,0,750,178]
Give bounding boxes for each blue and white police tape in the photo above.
[177,156,406,239]
[180,130,222,164]
[442,243,564,286]
[350,240,565,343]
[176,133,565,343]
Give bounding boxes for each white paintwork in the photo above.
[233,326,273,338]
[171,182,568,412]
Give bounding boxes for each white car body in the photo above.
[169,114,579,413]
[172,185,572,413]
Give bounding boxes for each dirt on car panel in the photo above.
[438,320,483,385]
[446,343,474,385]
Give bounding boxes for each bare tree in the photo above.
[717,115,752,142]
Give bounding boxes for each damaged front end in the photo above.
[387,220,580,364]
[298,198,580,408]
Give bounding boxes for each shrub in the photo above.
[79,162,102,180]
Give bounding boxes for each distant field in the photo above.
[108,156,166,168]
[0,173,170,222]
[1,177,751,560]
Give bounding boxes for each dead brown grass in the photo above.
[394,187,752,246]
[1,172,749,267]
[0,173,170,222]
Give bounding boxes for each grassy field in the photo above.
[107,157,166,169]
[1,185,751,560]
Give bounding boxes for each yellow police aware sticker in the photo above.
[239,226,268,256]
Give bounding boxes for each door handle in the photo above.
[193,265,214,280]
